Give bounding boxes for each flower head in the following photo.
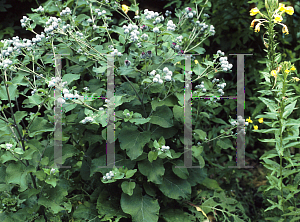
[258,118,264,123]
[253,125,258,130]
[250,7,260,16]
[290,65,296,71]
[194,60,199,64]
[271,70,277,77]
[246,117,253,123]
[254,23,261,32]
[278,3,285,11]
[274,14,283,23]
[284,6,294,15]
[284,69,290,74]
[282,25,289,35]
[122,4,130,14]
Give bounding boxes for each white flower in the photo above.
[165,76,171,81]
[163,67,169,73]
[149,70,156,76]
[158,79,163,84]
[57,97,66,104]
[99,107,104,111]
[153,78,158,83]
[153,27,159,33]
[155,74,160,79]
[6,143,13,150]
[63,88,69,94]
[50,168,56,174]
[166,71,172,76]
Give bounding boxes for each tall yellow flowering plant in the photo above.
[249,0,300,220]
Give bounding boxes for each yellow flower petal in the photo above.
[285,6,294,15]
[250,7,260,16]
[195,60,199,64]
[291,66,296,71]
[254,23,260,32]
[258,118,263,123]
[254,125,258,130]
[271,70,277,77]
[122,4,130,14]
[282,25,289,35]
[285,69,290,74]
[278,3,285,11]
[246,117,253,124]
[274,14,283,23]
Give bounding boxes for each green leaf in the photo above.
[148,151,158,163]
[283,100,298,119]
[158,167,191,199]
[121,186,160,222]
[125,169,137,178]
[121,181,136,196]
[118,125,151,160]
[28,117,54,137]
[258,97,278,113]
[119,35,125,44]
[191,47,205,55]
[62,73,81,84]
[216,138,233,149]
[172,160,189,179]
[149,105,174,128]
[193,129,207,140]
[200,177,223,191]
[0,84,18,101]
[138,158,165,184]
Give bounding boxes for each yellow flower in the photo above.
[285,69,290,74]
[195,60,199,64]
[250,7,260,16]
[254,23,261,32]
[291,65,296,71]
[246,117,253,124]
[250,19,256,28]
[292,77,300,82]
[282,25,289,35]
[274,14,283,23]
[254,125,258,130]
[284,6,294,15]
[271,70,277,77]
[122,4,130,14]
[278,3,285,11]
[258,118,263,123]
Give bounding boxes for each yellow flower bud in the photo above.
[254,125,258,130]
[258,118,264,123]
[254,23,261,32]
[250,7,260,16]
[291,65,296,71]
[282,25,289,35]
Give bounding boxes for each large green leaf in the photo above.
[138,158,165,184]
[118,125,151,160]
[121,186,160,222]
[28,117,54,137]
[149,105,173,128]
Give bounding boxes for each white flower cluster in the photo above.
[166,20,176,31]
[44,17,62,34]
[6,143,13,150]
[217,50,225,56]
[103,171,114,180]
[196,22,215,35]
[122,24,139,42]
[0,59,13,69]
[176,35,183,43]
[141,33,148,40]
[47,77,67,88]
[158,145,170,152]
[153,27,160,33]
[20,16,30,28]
[36,6,44,13]
[212,78,220,83]
[110,48,123,57]
[86,18,93,23]
[144,9,160,20]
[95,9,106,16]
[60,7,72,16]
[81,117,94,124]
[153,15,164,25]
[165,10,172,17]
[219,56,233,71]
[162,67,173,81]
[153,74,163,84]
[63,88,82,100]
[195,81,205,92]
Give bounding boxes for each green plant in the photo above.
[250,0,300,221]
[0,0,251,221]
